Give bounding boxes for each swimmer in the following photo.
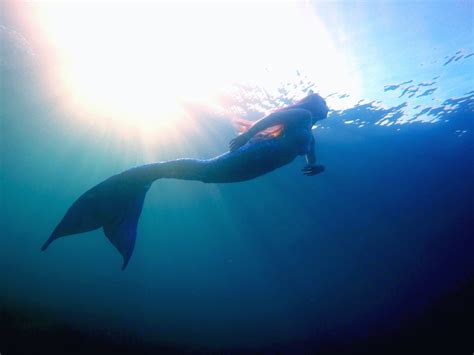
[42,93,329,269]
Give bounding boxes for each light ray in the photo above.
[17,1,358,145]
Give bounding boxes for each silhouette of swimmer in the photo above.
[42,93,329,269]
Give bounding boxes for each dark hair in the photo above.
[278,93,329,122]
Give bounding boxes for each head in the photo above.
[280,92,329,124]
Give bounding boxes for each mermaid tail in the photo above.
[42,140,296,269]
[42,168,151,270]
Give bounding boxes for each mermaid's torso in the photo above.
[279,115,314,155]
[202,116,314,183]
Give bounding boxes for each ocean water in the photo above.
[1,1,473,354]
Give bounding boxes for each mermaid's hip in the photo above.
[203,140,297,183]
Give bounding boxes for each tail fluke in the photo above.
[42,168,152,270]
[102,186,148,270]
[41,188,104,252]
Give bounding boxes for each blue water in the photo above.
[1,2,473,354]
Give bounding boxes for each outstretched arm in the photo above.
[301,136,325,176]
[229,109,311,151]
[306,136,317,165]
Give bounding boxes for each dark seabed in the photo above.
[1,1,473,354]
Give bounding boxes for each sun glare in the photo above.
[19,1,359,140]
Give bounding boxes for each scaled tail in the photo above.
[42,168,152,270]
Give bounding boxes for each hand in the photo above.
[301,164,325,176]
[229,132,250,152]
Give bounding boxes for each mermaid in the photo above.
[42,93,329,269]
